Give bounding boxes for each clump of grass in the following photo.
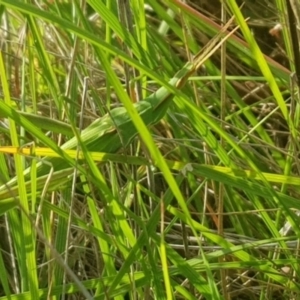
[0,0,299,299]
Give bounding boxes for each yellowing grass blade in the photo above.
[1,146,300,186]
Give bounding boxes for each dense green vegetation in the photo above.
[0,0,300,299]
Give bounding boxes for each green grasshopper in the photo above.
[0,17,238,192]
